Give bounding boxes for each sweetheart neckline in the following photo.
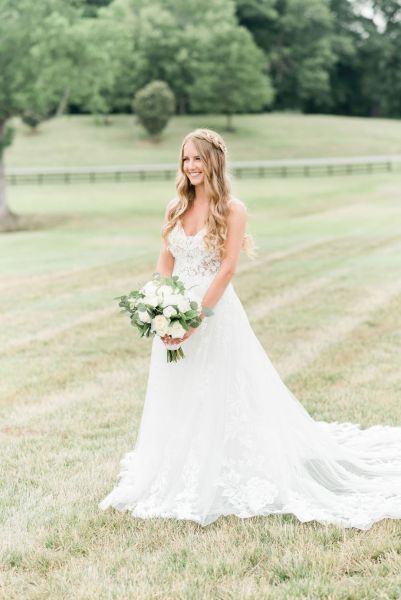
[178,219,206,238]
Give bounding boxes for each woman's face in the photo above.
[182,140,205,186]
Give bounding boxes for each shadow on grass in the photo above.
[0,213,72,234]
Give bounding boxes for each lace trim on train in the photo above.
[109,413,401,528]
[114,447,401,529]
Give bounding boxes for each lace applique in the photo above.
[219,466,279,514]
[168,222,221,280]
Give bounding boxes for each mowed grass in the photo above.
[1,173,401,599]
[5,112,401,168]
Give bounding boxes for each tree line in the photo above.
[79,0,401,121]
[2,0,400,127]
[0,0,400,225]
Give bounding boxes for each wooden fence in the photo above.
[6,155,401,185]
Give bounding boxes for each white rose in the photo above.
[167,321,186,339]
[159,284,174,297]
[164,293,183,307]
[137,310,151,323]
[151,314,169,336]
[162,295,173,307]
[144,294,160,308]
[176,296,190,313]
[142,281,158,295]
[163,306,177,318]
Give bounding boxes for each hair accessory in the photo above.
[202,131,227,155]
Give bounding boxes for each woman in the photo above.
[99,128,401,528]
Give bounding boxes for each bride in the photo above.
[99,128,401,529]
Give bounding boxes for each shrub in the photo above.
[133,80,175,138]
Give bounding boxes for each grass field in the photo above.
[1,167,401,599]
[5,112,401,168]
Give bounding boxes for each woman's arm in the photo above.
[201,200,246,314]
[155,201,175,277]
[155,238,174,277]
[179,200,246,343]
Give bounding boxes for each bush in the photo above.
[132,80,175,138]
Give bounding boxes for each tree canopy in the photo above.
[189,26,274,130]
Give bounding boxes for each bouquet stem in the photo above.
[167,346,185,363]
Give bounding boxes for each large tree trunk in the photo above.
[56,87,70,117]
[0,157,16,225]
[0,121,16,226]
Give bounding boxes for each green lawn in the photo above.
[5,112,401,168]
[1,171,401,599]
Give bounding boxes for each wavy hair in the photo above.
[162,128,254,258]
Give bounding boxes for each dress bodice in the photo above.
[167,221,221,283]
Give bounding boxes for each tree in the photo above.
[358,0,401,117]
[102,0,239,114]
[270,0,336,111]
[328,0,401,117]
[67,17,128,121]
[0,0,127,226]
[19,73,60,131]
[325,0,362,115]
[234,0,336,112]
[0,125,14,223]
[189,26,274,130]
[32,11,126,121]
[133,80,175,138]
[0,0,88,224]
[0,1,53,222]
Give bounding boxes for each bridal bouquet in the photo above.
[116,273,212,363]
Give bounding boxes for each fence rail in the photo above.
[6,155,401,185]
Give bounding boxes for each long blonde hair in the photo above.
[162,128,254,258]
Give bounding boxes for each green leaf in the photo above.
[202,307,214,317]
[179,318,189,331]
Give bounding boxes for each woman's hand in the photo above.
[161,326,196,346]
[160,309,206,346]
[161,334,182,346]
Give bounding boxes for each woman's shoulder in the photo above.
[227,196,247,219]
[228,196,246,209]
[164,197,178,220]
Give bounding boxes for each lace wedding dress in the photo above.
[99,221,401,529]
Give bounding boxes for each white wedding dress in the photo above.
[99,221,401,529]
